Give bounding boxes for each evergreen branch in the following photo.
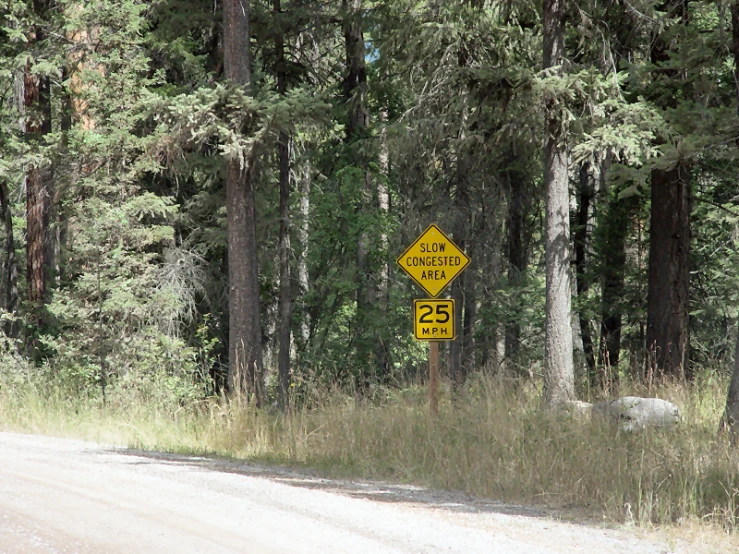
[693,195,739,219]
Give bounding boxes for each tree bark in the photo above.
[224,0,264,403]
[721,1,739,440]
[23,56,52,326]
[67,4,96,132]
[504,152,529,371]
[23,0,53,323]
[0,180,19,338]
[275,0,292,410]
[277,132,291,409]
[298,160,311,345]
[450,155,470,388]
[342,0,368,142]
[598,185,634,376]
[645,166,691,381]
[376,112,390,378]
[342,0,377,382]
[574,163,596,379]
[462,237,477,372]
[645,0,691,381]
[721,323,739,442]
[378,113,390,305]
[543,0,575,405]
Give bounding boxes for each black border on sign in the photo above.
[413,298,456,341]
[396,223,471,298]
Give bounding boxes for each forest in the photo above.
[4,0,739,531]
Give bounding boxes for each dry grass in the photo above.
[1,369,739,536]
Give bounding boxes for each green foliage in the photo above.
[1,0,739,407]
[5,2,739,539]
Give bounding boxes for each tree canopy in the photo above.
[3,0,739,412]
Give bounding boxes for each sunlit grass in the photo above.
[1,365,738,533]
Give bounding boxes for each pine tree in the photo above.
[223,0,264,402]
[542,0,575,405]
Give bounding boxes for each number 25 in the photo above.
[419,304,450,323]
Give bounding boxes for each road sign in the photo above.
[414,299,455,341]
[396,224,470,297]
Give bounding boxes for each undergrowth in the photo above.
[1,356,738,532]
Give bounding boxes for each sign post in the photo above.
[397,224,470,414]
[429,342,439,415]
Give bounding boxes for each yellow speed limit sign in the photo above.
[414,299,455,341]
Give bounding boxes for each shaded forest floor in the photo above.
[1,366,738,545]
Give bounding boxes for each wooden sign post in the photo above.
[429,342,439,415]
[397,224,470,415]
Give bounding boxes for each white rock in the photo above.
[592,396,681,431]
[561,400,594,419]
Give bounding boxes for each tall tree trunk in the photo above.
[0,180,19,338]
[450,151,470,388]
[342,0,368,142]
[722,1,739,440]
[574,163,596,380]
[462,232,477,372]
[598,185,634,377]
[275,0,292,410]
[378,116,390,300]
[720,327,739,442]
[543,0,575,405]
[504,151,529,372]
[646,166,690,380]
[449,4,483,386]
[23,0,53,326]
[277,133,291,408]
[342,0,375,382]
[23,56,52,327]
[477,184,493,369]
[224,0,264,403]
[645,0,691,381]
[67,4,96,133]
[298,160,311,345]
[376,111,390,377]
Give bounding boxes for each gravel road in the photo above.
[0,431,706,553]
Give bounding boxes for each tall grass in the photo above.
[1,365,738,531]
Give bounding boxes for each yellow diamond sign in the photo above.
[396,224,470,297]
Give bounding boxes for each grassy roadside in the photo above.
[1,368,738,535]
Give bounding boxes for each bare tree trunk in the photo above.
[645,0,691,382]
[574,163,595,380]
[450,154,469,388]
[376,112,390,378]
[449,277,465,386]
[342,0,368,142]
[298,160,311,345]
[378,114,390,304]
[721,1,739,440]
[0,180,19,338]
[277,134,291,408]
[23,0,53,323]
[275,0,292,410]
[646,165,690,381]
[598,184,636,379]
[342,0,376,382]
[224,0,264,404]
[23,55,52,328]
[67,4,97,133]
[462,238,477,372]
[543,0,575,405]
[720,325,739,442]
[504,151,529,373]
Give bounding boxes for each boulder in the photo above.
[561,400,594,420]
[592,396,681,431]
